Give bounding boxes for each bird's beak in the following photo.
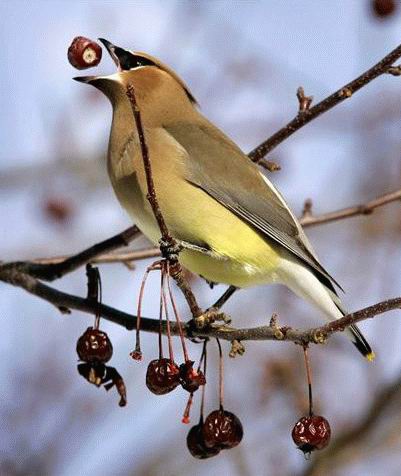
[73,75,98,84]
[98,38,121,68]
[73,38,132,86]
[73,38,129,84]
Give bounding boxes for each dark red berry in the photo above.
[292,415,331,453]
[179,361,206,393]
[187,422,220,459]
[68,36,102,70]
[203,409,243,450]
[76,327,113,363]
[146,358,180,395]
[371,0,396,17]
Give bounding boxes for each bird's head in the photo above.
[74,39,197,123]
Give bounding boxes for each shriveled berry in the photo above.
[146,358,180,395]
[187,422,220,459]
[68,36,102,70]
[76,327,113,363]
[77,362,127,407]
[179,361,206,393]
[371,0,396,17]
[77,362,107,387]
[292,415,331,453]
[203,409,243,450]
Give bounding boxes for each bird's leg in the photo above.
[211,285,238,310]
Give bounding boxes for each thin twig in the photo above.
[296,87,313,113]
[125,83,202,318]
[4,226,140,281]
[299,188,401,227]
[301,198,313,219]
[248,43,401,162]
[31,247,160,266]
[125,84,171,241]
[258,159,281,172]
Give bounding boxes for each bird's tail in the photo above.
[347,323,375,361]
[278,258,375,361]
[329,290,375,361]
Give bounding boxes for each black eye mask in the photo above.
[114,47,156,70]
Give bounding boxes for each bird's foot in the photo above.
[158,238,182,261]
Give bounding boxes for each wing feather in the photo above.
[165,121,342,292]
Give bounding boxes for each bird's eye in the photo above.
[114,47,155,71]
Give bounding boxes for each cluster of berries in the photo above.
[74,262,331,459]
[187,409,243,459]
[146,358,205,395]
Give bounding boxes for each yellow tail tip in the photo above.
[366,352,376,362]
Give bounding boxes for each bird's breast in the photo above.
[107,125,281,287]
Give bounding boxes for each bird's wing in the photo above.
[165,121,342,292]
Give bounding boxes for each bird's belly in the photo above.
[111,173,281,288]
[179,249,280,288]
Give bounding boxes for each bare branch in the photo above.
[299,188,401,227]
[249,43,401,163]
[1,226,140,281]
[0,265,399,346]
[31,247,161,266]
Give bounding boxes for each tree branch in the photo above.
[248,43,401,162]
[299,188,401,228]
[1,265,399,346]
[1,226,140,281]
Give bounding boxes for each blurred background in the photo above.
[1,1,401,475]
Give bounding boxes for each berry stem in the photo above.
[94,269,102,330]
[216,338,224,411]
[182,341,208,424]
[161,263,175,362]
[166,262,189,362]
[303,345,314,417]
[132,262,160,359]
[182,392,193,424]
[158,270,165,360]
[197,339,207,374]
[86,264,102,330]
[199,341,208,421]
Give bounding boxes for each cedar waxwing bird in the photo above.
[74,39,374,360]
